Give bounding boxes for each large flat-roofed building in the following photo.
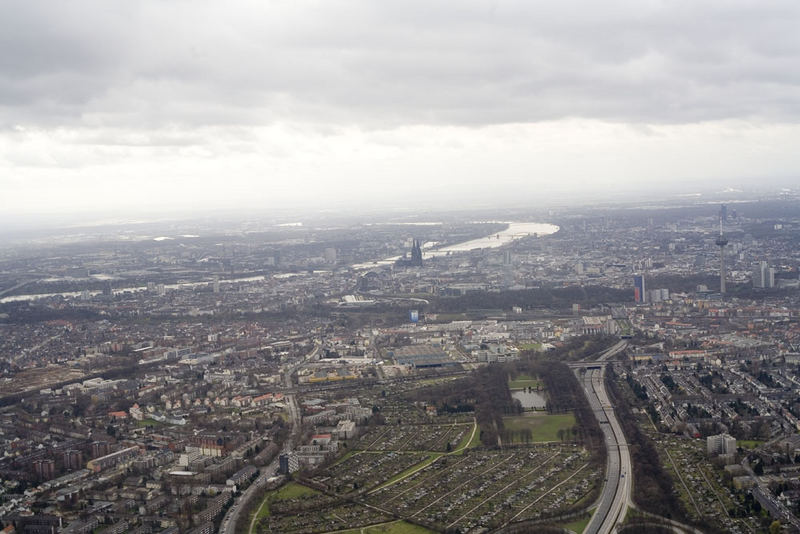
[391,344,455,368]
[226,465,257,487]
[86,446,140,472]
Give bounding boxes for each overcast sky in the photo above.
[2,0,799,217]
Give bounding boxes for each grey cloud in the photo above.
[1,0,800,129]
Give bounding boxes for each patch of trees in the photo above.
[685,403,711,419]
[660,374,678,393]
[618,521,674,534]
[756,371,778,388]
[627,375,648,401]
[406,364,519,447]
[520,334,617,362]
[0,302,100,324]
[470,364,519,447]
[730,398,759,417]
[697,371,729,394]
[606,367,704,528]
[493,524,574,534]
[440,403,474,413]
[732,491,763,518]
[253,442,280,467]
[646,274,720,294]
[432,285,630,313]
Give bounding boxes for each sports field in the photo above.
[502,413,575,442]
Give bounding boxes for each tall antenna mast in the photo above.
[715,212,728,294]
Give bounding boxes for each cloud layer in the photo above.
[1,1,799,215]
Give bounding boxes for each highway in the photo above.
[577,363,632,534]
[597,340,628,361]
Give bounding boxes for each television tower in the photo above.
[715,215,728,294]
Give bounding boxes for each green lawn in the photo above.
[254,482,319,519]
[452,421,479,452]
[560,515,590,534]
[502,413,576,442]
[273,482,318,500]
[518,343,543,352]
[340,520,436,534]
[738,439,763,449]
[508,373,544,390]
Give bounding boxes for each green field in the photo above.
[560,515,590,533]
[458,421,481,451]
[508,373,544,390]
[518,343,544,352]
[502,413,576,442]
[255,482,319,519]
[340,520,436,534]
[738,440,763,449]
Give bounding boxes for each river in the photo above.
[2,221,558,302]
[352,221,558,270]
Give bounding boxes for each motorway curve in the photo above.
[578,364,633,534]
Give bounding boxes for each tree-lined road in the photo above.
[220,394,301,534]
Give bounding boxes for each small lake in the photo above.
[512,390,547,410]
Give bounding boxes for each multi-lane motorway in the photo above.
[576,362,632,534]
[597,340,628,362]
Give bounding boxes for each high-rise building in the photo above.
[91,440,109,459]
[33,458,55,481]
[63,449,84,471]
[707,433,736,456]
[279,453,299,474]
[324,247,337,264]
[753,261,776,289]
[633,275,646,303]
[753,262,766,288]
